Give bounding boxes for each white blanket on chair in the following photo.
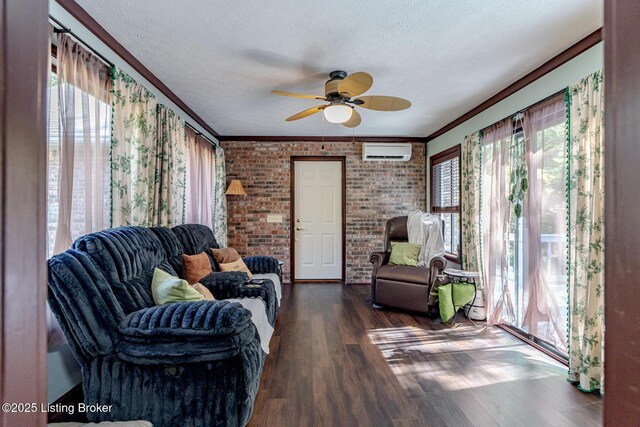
[407,210,445,267]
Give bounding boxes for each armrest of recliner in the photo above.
[429,255,447,274]
[243,255,280,275]
[198,271,249,300]
[199,271,278,324]
[370,251,390,302]
[427,255,448,293]
[370,251,389,270]
[117,300,258,364]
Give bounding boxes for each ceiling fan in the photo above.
[272,70,411,128]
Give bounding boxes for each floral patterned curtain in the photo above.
[213,145,228,247]
[110,68,187,227]
[566,70,605,393]
[111,68,158,226]
[460,130,483,276]
[155,104,187,226]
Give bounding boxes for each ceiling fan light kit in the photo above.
[323,103,353,123]
[273,70,411,128]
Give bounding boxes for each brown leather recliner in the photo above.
[370,216,447,313]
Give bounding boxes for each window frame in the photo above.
[430,144,462,263]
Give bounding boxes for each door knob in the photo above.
[296,219,301,223]
[296,226,306,231]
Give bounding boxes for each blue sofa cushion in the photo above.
[73,227,169,313]
[172,223,218,252]
[48,250,125,357]
[149,226,185,277]
[172,224,220,271]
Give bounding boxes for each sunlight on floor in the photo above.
[367,325,565,392]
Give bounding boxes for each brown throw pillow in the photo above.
[182,252,213,285]
[218,258,253,278]
[211,247,241,266]
[192,283,215,300]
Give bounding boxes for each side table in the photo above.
[443,269,480,324]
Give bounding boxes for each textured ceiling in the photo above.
[76,0,602,137]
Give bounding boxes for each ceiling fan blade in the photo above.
[354,95,411,111]
[272,90,326,100]
[342,109,361,128]
[338,72,373,97]
[285,105,326,121]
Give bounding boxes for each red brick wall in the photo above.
[220,140,426,284]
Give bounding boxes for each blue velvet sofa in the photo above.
[47,224,280,427]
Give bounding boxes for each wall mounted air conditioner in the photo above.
[362,143,412,161]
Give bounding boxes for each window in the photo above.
[47,70,112,256]
[430,144,461,262]
[480,94,568,356]
[509,101,568,354]
[47,37,112,256]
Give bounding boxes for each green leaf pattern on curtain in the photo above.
[460,131,483,278]
[110,67,187,227]
[213,145,228,247]
[566,70,605,393]
[156,105,187,226]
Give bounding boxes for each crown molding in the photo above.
[425,28,603,142]
[217,135,427,143]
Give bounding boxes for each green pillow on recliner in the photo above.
[151,268,204,305]
[388,242,422,266]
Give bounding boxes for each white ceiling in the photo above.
[76,0,602,137]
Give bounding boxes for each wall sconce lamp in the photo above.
[225,179,247,196]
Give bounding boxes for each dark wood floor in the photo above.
[248,283,602,427]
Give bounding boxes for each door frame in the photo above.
[1,0,49,424]
[290,156,346,284]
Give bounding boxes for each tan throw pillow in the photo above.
[192,283,215,300]
[218,258,253,278]
[211,247,241,265]
[182,252,213,285]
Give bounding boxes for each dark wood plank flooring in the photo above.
[248,284,602,427]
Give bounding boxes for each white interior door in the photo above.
[294,160,343,280]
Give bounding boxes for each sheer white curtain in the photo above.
[481,119,515,324]
[522,95,568,351]
[185,127,216,230]
[51,34,111,255]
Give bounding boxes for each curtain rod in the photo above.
[491,88,566,129]
[50,15,219,148]
[49,15,114,67]
[185,123,219,147]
